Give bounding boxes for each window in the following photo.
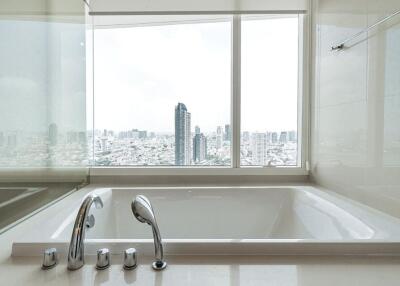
[93,16,231,166]
[241,15,299,167]
[90,14,304,169]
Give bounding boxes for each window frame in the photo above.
[89,13,310,177]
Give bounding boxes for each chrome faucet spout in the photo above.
[68,194,103,270]
[131,195,166,270]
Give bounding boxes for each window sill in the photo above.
[89,166,308,176]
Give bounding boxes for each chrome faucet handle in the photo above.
[96,248,110,270]
[42,248,58,270]
[123,248,137,270]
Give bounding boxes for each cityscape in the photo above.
[0,103,298,167]
[93,102,298,166]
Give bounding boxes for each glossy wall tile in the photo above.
[312,0,400,218]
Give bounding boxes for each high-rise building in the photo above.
[195,126,200,135]
[251,133,267,165]
[193,127,207,163]
[216,126,223,150]
[271,132,278,144]
[49,123,58,146]
[266,132,272,143]
[288,130,297,142]
[279,131,288,143]
[139,130,147,139]
[224,124,231,141]
[101,137,109,153]
[131,129,140,139]
[175,103,191,165]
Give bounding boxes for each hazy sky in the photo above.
[92,16,298,133]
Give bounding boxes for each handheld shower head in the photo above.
[131,195,167,270]
[131,195,155,225]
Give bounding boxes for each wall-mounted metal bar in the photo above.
[331,9,400,51]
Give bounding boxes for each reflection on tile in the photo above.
[384,96,400,166]
[318,102,367,167]
[313,0,400,219]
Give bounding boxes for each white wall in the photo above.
[311,0,400,217]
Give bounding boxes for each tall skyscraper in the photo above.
[0,132,4,147]
[175,103,191,165]
[251,133,267,165]
[195,126,201,135]
[193,127,207,163]
[224,124,231,141]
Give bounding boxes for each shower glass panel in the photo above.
[0,0,89,232]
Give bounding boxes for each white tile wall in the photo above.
[312,0,400,218]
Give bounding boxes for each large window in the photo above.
[241,16,299,167]
[93,17,231,166]
[90,14,303,168]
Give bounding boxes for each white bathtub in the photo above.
[12,186,400,256]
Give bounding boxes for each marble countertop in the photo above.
[1,253,400,286]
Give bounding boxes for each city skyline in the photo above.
[92,101,297,166]
[0,121,297,167]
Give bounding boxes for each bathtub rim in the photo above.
[9,184,400,257]
[12,239,400,257]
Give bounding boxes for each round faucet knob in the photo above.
[96,248,110,270]
[42,248,58,270]
[123,248,137,270]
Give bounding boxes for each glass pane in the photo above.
[240,15,299,167]
[0,17,88,168]
[93,16,232,166]
[0,0,88,232]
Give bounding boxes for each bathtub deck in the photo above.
[1,252,400,286]
[2,184,400,285]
